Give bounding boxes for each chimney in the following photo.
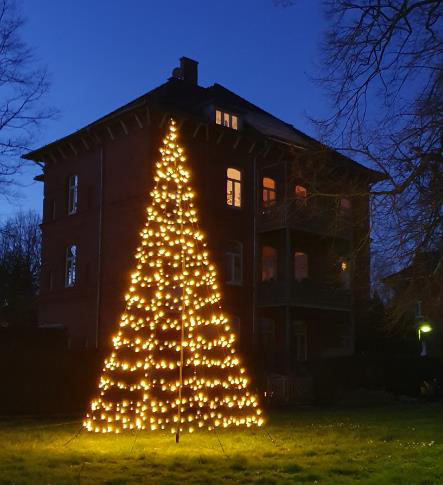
[177,57,198,85]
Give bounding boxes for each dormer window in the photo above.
[216,109,238,130]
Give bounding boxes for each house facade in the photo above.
[25,57,382,381]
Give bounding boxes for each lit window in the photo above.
[340,198,351,212]
[68,175,79,215]
[65,244,77,287]
[339,257,350,288]
[227,168,242,208]
[226,241,242,285]
[294,251,308,282]
[215,109,239,130]
[262,246,277,282]
[295,185,307,206]
[262,177,276,208]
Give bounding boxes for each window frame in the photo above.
[226,167,242,209]
[65,244,77,288]
[261,245,278,282]
[225,240,243,286]
[215,109,239,130]
[294,251,309,282]
[262,177,277,208]
[339,257,351,289]
[68,174,79,215]
[339,197,351,214]
[294,184,308,207]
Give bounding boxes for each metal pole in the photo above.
[175,163,186,444]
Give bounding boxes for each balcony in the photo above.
[256,201,352,239]
[256,279,352,311]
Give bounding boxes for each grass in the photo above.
[1,403,443,484]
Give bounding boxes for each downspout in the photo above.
[252,154,257,337]
[95,145,104,349]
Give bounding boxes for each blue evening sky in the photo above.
[1,0,329,219]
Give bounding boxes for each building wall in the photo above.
[38,113,256,359]
[37,108,373,375]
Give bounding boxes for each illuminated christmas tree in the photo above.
[84,119,263,440]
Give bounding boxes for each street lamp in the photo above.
[418,322,432,356]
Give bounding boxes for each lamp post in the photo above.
[418,322,432,357]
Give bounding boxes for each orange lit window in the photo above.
[294,251,308,282]
[215,110,239,130]
[227,168,242,208]
[216,110,222,125]
[295,185,307,206]
[262,177,276,208]
[339,258,351,288]
[262,246,277,281]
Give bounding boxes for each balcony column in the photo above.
[284,224,292,374]
[283,159,292,375]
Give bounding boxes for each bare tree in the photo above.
[0,210,41,327]
[279,0,442,327]
[0,0,52,197]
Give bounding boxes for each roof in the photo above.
[23,77,384,181]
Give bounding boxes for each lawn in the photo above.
[1,403,442,484]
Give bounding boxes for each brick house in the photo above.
[24,57,382,382]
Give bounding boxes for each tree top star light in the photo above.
[84,119,263,441]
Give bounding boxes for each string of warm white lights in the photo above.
[84,119,263,437]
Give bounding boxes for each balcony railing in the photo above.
[256,279,352,310]
[256,201,352,239]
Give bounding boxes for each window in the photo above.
[262,246,277,281]
[65,244,77,287]
[216,109,238,130]
[226,241,242,285]
[294,185,307,207]
[340,197,351,212]
[262,177,276,208]
[226,168,242,208]
[293,321,307,362]
[339,257,350,289]
[294,251,308,282]
[68,175,79,215]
